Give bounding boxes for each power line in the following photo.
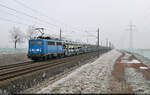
[0,16,59,35]
[0,9,22,20]
[12,0,85,33]
[0,10,59,32]
[0,17,28,26]
[0,5,60,32]
[13,0,59,23]
[0,3,59,28]
[13,0,39,14]
[0,0,87,42]
[0,17,74,42]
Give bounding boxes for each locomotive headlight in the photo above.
[39,48,42,52]
[36,49,40,51]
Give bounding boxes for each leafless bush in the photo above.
[9,26,25,48]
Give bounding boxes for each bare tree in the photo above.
[9,27,25,48]
[26,25,37,39]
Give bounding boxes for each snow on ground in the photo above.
[139,66,148,70]
[0,48,30,66]
[134,54,150,69]
[0,53,31,66]
[125,68,150,94]
[127,59,141,63]
[37,50,121,94]
[122,53,131,59]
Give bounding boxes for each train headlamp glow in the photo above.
[30,48,41,52]
[36,49,40,51]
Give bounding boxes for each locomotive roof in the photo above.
[30,38,63,42]
[29,38,97,46]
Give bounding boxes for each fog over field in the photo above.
[0,0,150,49]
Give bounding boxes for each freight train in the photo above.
[27,36,101,61]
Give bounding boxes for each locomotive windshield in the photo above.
[37,41,42,45]
[30,41,34,45]
[30,40,42,45]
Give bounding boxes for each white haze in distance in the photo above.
[0,0,150,49]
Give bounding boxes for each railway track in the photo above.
[0,61,33,70]
[0,56,65,71]
[0,52,97,82]
[0,56,75,75]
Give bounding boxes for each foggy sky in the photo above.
[0,0,150,49]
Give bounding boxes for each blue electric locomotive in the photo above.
[27,35,99,60]
[27,38,65,60]
[27,27,102,61]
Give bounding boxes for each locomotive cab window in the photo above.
[37,41,42,45]
[30,41,34,45]
[57,42,62,45]
[47,41,55,45]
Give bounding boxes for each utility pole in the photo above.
[128,21,136,49]
[97,28,99,48]
[60,28,62,40]
[97,28,100,56]
[109,41,111,48]
[86,38,89,44]
[106,39,108,47]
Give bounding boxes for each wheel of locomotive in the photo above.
[43,56,48,60]
[61,53,65,58]
[51,54,56,58]
[48,54,52,59]
[32,58,39,62]
[56,54,60,58]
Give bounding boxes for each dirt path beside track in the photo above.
[109,50,150,94]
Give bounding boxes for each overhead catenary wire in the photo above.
[0,9,23,20]
[7,0,84,38]
[0,16,59,35]
[0,10,59,32]
[0,17,29,26]
[13,0,40,15]
[0,0,89,42]
[13,0,59,23]
[0,3,59,28]
[12,0,85,33]
[12,0,96,43]
[0,16,79,41]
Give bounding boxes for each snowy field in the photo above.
[125,49,150,59]
[37,50,121,94]
[0,48,30,66]
[121,49,150,94]
[125,49,150,69]
[125,68,150,93]
[0,48,27,54]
